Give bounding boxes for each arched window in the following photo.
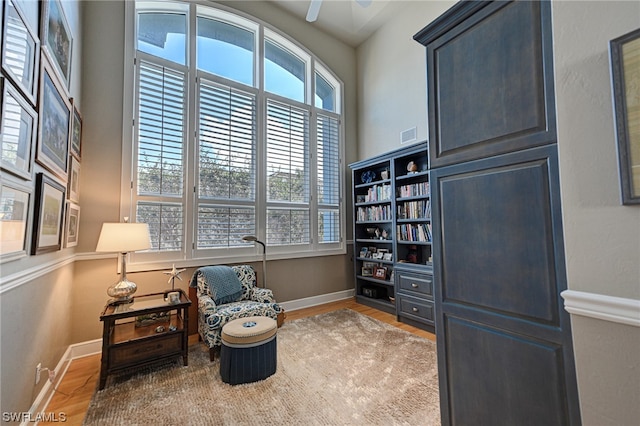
[124,1,344,266]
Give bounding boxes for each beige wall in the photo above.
[356,1,640,424]
[552,1,640,424]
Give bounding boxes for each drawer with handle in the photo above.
[110,333,183,367]
[398,294,435,322]
[397,270,433,298]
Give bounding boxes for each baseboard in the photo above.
[561,289,640,327]
[278,289,355,313]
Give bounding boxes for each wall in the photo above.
[552,1,640,424]
[72,0,357,343]
[356,1,640,425]
[356,1,455,159]
[0,0,83,416]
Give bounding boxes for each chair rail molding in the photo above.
[561,289,640,327]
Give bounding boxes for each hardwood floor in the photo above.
[42,298,435,425]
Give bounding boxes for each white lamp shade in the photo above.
[96,223,151,253]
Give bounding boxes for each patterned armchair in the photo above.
[191,265,283,361]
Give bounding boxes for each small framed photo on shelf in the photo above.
[361,266,374,277]
[373,266,387,280]
[358,247,368,258]
[383,252,393,261]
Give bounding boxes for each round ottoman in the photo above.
[220,316,277,385]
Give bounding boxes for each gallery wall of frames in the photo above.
[1,0,81,262]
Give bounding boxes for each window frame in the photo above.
[121,0,345,271]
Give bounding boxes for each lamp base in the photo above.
[107,279,137,303]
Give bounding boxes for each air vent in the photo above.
[400,127,417,144]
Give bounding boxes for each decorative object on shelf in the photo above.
[163,264,185,290]
[380,169,389,180]
[165,291,181,305]
[96,219,151,303]
[373,266,387,279]
[407,245,419,263]
[155,326,165,333]
[610,27,640,204]
[242,235,267,288]
[135,311,170,327]
[407,161,418,173]
[361,170,376,183]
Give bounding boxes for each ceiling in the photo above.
[267,0,402,47]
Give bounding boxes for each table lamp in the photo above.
[242,235,266,288]
[96,222,151,302]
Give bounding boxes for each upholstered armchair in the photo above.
[190,264,283,361]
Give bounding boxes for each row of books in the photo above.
[397,223,432,242]
[397,181,430,198]
[397,200,431,220]
[357,205,392,222]
[364,184,392,202]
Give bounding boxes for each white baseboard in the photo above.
[561,289,640,327]
[278,289,355,312]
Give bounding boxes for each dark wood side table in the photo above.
[99,289,191,390]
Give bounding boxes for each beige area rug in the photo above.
[84,309,440,425]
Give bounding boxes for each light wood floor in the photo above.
[42,298,435,425]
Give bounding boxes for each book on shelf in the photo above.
[397,181,430,198]
[396,223,432,242]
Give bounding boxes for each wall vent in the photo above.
[400,127,417,144]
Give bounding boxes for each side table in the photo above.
[98,289,191,389]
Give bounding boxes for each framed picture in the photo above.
[0,181,31,259]
[67,155,80,202]
[610,28,640,204]
[373,266,387,280]
[31,172,65,254]
[1,80,37,180]
[42,0,72,89]
[64,201,79,248]
[70,101,82,159]
[361,267,373,277]
[2,0,40,105]
[37,58,70,181]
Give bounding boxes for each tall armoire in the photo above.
[414,1,581,425]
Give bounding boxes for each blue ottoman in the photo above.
[220,316,277,385]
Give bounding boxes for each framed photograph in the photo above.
[373,266,387,280]
[0,181,31,259]
[67,155,80,202]
[37,59,70,181]
[64,201,79,247]
[1,80,37,180]
[42,0,72,89]
[70,101,82,158]
[2,0,40,105]
[610,28,640,204]
[361,267,373,277]
[31,172,65,254]
[383,252,393,261]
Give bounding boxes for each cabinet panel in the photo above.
[417,1,556,167]
[443,316,570,426]
[438,155,558,324]
[397,294,434,323]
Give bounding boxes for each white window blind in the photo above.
[134,59,186,251]
[266,99,310,245]
[197,80,257,248]
[317,113,340,243]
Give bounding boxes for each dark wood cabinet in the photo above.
[415,1,581,424]
[99,290,191,389]
[350,142,434,330]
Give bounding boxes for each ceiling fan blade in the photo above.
[306,0,322,22]
[355,0,372,7]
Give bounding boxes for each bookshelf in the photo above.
[350,142,434,329]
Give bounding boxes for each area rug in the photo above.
[83,309,440,425]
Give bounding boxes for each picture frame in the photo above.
[31,172,65,254]
[42,0,72,89]
[67,155,80,202]
[64,201,79,248]
[373,266,387,280]
[1,79,37,180]
[37,58,70,181]
[70,101,82,159]
[361,266,373,277]
[1,0,40,105]
[0,181,31,259]
[610,28,640,205]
